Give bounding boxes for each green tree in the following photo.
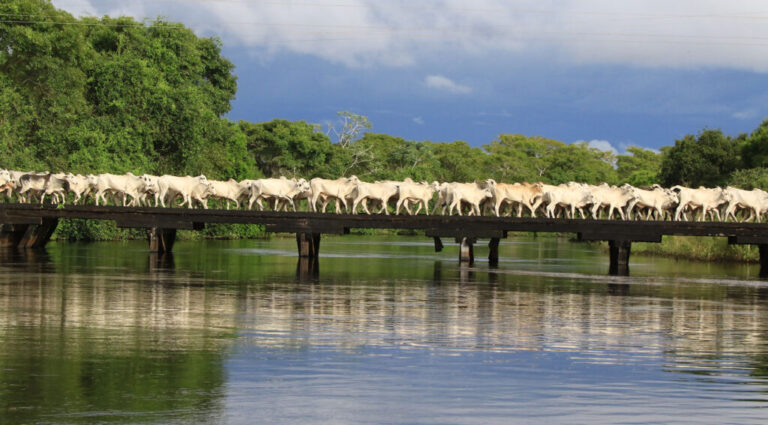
[429,141,487,182]
[741,119,768,168]
[0,0,252,179]
[239,119,334,178]
[484,134,564,182]
[343,133,440,181]
[659,129,740,187]
[728,168,768,190]
[616,146,662,186]
[543,142,617,184]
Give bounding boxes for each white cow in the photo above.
[41,173,71,204]
[248,177,310,211]
[588,183,634,220]
[542,184,596,219]
[94,173,155,206]
[396,180,439,215]
[624,184,678,220]
[209,179,250,209]
[309,176,360,213]
[17,172,51,204]
[156,175,212,208]
[672,186,728,221]
[485,180,544,217]
[64,173,98,205]
[444,182,493,216]
[349,181,400,214]
[723,186,768,222]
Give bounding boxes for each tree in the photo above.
[616,146,662,186]
[429,141,487,182]
[741,119,768,168]
[484,134,564,182]
[0,1,252,179]
[543,142,617,184]
[342,133,440,181]
[239,119,334,178]
[326,111,371,148]
[659,129,740,187]
[728,168,768,190]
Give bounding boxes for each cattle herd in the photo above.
[0,169,765,221]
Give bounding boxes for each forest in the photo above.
[2,0,768,248]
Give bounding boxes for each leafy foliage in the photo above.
[659,129,741,187]
[616,146,662,187]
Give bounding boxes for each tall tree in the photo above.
[659,129,740,187]
[0,0,252,178]
[616,146,662,186]
[239,119,333,178]
[741,118,768,168]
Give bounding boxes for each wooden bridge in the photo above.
[1,203,768,276]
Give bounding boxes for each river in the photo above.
[1,235,767,424]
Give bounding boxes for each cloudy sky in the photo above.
[52,0,768,152]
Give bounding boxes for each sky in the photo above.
[51,0,768,153]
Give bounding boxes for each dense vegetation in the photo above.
[3,0,768,253]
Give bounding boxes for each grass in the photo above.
[632,235,759,263]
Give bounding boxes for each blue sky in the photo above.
[52,0,768,153]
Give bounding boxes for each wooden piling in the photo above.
[0,224,30,248]
[296,232,321,258]
[19,218,59,249]
[458,237,475,265]
[147,228,177,254]
[759,244,768,278]
[488,237,500,266]
[433,236,444,252]
[609,240,631,276]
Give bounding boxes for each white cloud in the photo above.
[582,139,618,155]
[424,75,472,94]
[412,116,425,125]
[732,108,760,120]
[52,0,768,71]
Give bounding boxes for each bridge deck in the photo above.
[1,203,768,242]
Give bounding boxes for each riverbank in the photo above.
[632,236,759,263]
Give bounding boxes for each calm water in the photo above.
[1,235,768,424]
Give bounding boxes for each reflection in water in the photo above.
[0,236,768,423]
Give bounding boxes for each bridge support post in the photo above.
[433,237,443,252]
[457,237,475,265]
[488,237,500,266]
[296,232,321,258]
[296,257,319,281]
[0,224,30,248]
[147,228,176,254]
[759,244,768,278]
[609,240,631,276]
[18,218,59,249]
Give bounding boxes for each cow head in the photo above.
[295,178,310,193]
[140,174,159,193]
[85,174,99,188]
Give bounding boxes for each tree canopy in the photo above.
[659,129,741,187]
[0,0,251,178]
